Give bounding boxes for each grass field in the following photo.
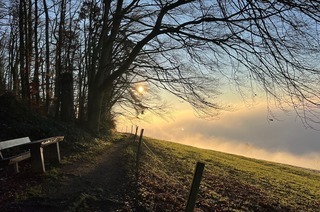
[134,137,320,211]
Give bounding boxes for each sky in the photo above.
[117,91,320,171]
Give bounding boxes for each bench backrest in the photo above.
[0,137,31,151]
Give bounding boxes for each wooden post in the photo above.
[136,129,144,174]
[185,162,205,212]
[133,126,139,142]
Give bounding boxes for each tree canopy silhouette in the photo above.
[86,0,320,133]
[0,0,320,134]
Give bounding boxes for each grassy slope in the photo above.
[136,137,320,211]
[2,129,319,211]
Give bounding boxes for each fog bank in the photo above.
[136,105,320,171]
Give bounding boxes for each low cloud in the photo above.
[138,104,320,171]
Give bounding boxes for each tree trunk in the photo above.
[87,87,104,134]
[19,0,30,104]
[19,1,26,99]
[26,0,32,104]
[43,0,50,114]
[99,87,115,133]
[9,28,19,95]
[0,58,4,92]
[33,0,40,109]
[60,72,74,122]
[77,53,85,122]
[54,0,66,118]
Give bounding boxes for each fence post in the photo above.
[185,162,205,212]
[136,129,144,175]
[133,126,139,142]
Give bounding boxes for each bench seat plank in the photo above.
[7,151,31,173]
[33,136,64,147]
[8,151,31,165]
[0,137,31,150]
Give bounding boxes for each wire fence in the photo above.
[142,140,189,189]
[131,128,205,211]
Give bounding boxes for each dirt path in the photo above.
[4,139,137,211]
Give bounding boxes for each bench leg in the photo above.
[44,142,61,163]
[30,146,45,173]
[13,162,19,173]
[7,163,19,174]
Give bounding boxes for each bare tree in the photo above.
[83,0,320,134]
[54,0,66,118]
[4,1,20,95]
[19,0,29,101]
[32,0,40,109]
[0,35,5,92]
[1,0,320,134]
[42,0,51,113]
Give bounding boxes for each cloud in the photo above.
[138,104,320,170]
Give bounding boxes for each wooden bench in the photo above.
[0,137,31,173]
[0,136,64,173]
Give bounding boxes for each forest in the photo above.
[1,0,320,135]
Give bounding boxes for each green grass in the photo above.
[137,137,320,211]
[7,133,320,211]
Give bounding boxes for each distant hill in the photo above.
[136,137,320,211]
